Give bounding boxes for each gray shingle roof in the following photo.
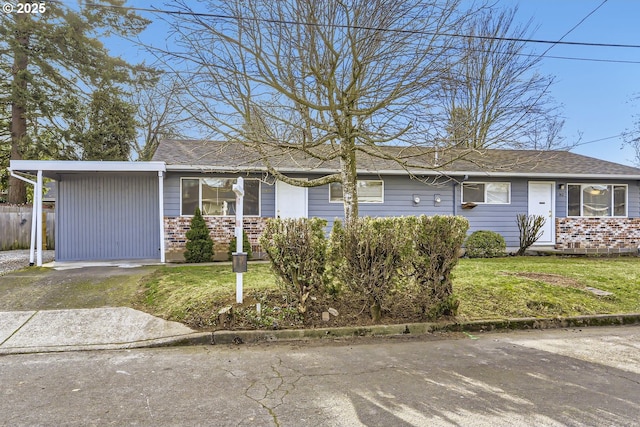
[153,139,640,178]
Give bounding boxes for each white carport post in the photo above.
[7,168,37,265]
[35,170,43,266]
[158,170,166,263]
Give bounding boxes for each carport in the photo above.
[8,160,166,265]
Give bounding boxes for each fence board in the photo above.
[0,209,55,250]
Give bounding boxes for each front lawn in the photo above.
[136,257,640,330]
[454,257,640,321]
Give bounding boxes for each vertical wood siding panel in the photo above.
[56,174,159,261]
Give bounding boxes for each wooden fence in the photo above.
[0,205,55,250]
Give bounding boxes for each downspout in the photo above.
[8,168,37,266]
[453,181,458,216]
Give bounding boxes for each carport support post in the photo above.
[232,177,245,304]
[36,170,43,266]
[8,168,37,265]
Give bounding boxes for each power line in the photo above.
[56,1,640,50]
[573,133,625,147]
[537,0,608,59]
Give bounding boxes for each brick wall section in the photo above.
[556,218,640,252]
[164,216,268,261]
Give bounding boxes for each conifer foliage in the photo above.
[184,208,213,263]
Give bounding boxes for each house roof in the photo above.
[155,139,640,179]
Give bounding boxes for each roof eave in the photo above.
[9,160,166,176]
[165,164,640,180]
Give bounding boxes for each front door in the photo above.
[276,180,308,219]
[528,181,555,245]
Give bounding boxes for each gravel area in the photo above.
[0,250,55,276]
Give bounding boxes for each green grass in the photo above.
[454,257,640,321]
[139,263,276,323]
[137,257,640,327]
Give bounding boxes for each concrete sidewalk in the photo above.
[0,307,207,355]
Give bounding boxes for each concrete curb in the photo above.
[198,313,640,346]
[0,333,212,355]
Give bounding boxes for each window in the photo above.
[329,180,384,203]
[462,182,510,204]
[567,184,627,217]
[181,178,260,216]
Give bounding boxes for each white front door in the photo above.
[528,181,555,245]
[276,180,308,219]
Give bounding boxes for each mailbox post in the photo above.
[231,177,246,304]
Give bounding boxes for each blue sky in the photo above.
[110,0,640,166]
[505,0,640,165]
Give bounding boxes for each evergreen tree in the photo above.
[81,85,136,160]
[0,0,155,203]
[184,208,214,263]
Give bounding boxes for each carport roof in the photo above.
[9,160,166,179]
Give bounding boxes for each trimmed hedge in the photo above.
[405,215,469,317]
[329,217,409,322]
[260,215,471,323]
[259,218,328,315]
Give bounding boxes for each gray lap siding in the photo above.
[164,173,640,250]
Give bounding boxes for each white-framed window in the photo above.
[180,177,260,216]
[567,184,627,217]
[329,180,384,203]
[462,182,510,204]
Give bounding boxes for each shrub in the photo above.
[465,230,506,258]
[259,218,328,315]
[227,229,253,261]
[329,217,409,322]
[516,214,546,256]
[184,208,213,263]
[404,215,469,317]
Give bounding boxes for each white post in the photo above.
[232,177,245,304]
[29,201,36,266]
[36,170,43,267]
[158,171,166,263]
[8,169,37,266]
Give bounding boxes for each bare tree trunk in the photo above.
[340,139,358,224]
[8,11,29,204]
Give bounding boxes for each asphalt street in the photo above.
[1,326,639,426]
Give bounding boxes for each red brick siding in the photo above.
[164,216,268,261]
[556,218,640,250]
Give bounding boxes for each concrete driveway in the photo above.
[0,256,203,353]
[0,260,156,311]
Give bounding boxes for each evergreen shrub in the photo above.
[184,208,213,263]
[465,230,506,258]
[227,230,253,261]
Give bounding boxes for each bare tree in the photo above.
[162,0,562,223]
[624,95,640,165]
[163,0,480,223]
[437,7,565,150]
[130,75,191,160]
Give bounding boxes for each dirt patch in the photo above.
[175,288,454,332]
[501,271,584,289]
